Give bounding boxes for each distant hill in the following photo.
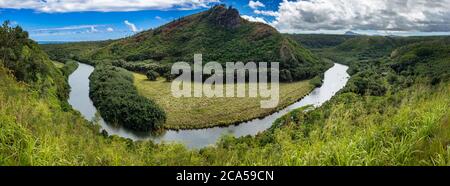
[59,5,330,82]
[312,35,447,64]
[41,40,113,63]
[286,34,358,49]
[335,36,398,58]
[389,38,450,83]
[344,31,360,36]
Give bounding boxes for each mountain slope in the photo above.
[389,38,450,83]
[85,5,330,81]
[0,21,71,108]
[308,35,447,64]
[2,21,450,165]
[286,34,358,49]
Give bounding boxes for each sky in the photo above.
[1,0,450,41]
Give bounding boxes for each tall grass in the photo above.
[1,64,449,165]
[198,83,450,165]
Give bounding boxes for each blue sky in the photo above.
[1,0,449,41]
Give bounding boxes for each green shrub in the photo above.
[89,65,166,131]
[146,70,159,81]
[309,75,323,87]
[0,21,69,103]
[61,60,79,77]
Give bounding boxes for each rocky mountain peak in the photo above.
[208,4,242,29]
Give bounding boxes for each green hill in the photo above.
[1,21,449,165]
[44,5,331,82]
[0,21,71,108]
[42,40,113,63]
[389,38,450,84]
[286,34,358,49]
[307,35,446,64]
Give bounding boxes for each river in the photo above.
[68,63,349,148]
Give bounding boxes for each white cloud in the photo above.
[242,15,267,24]
[31,24,116,36]
[249,1,265,10]
[89,26,98,32]
[254,10,279,17]
[0,0,219,13]
[271,0,450,33]
[124,20,139,32]
[32,25,102,32]
[155,16,163,20]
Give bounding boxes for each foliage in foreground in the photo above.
[0,65,202,165]
[1,62,449,165]
[1,21,449,165]
[200,43,450,165]
[89,65,166,131]
[0,21,69,107]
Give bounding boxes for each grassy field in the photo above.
[133,73,314,129]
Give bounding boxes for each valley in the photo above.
[0,4,449,166]
[66,62,349,148]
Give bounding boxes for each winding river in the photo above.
[68,63,349,148]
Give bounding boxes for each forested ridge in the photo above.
[1,21,449,165]
[42,5,331,82]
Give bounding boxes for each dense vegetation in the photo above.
[195,38,449,165]
[389,38,450,84]
[42,40,113,62]
[342,40,449,97]
[1,21,449,166]
[286,34,357,49]
[295,34,450,97]
[42,5,331,82]
[60,60,79,77]
[89,65,166,131]
[146,70,159,81]
[1,64,202,165]
[292,35,445,64]
[0,21,71,109]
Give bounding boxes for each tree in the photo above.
[146,70,159,81]
[90,65,166,131]
[280,69,293,82]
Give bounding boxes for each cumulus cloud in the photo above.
[0,0,219,13]
[254,10,279,17]
[124,20,139,32]
[271,0,450,32]
[242,15,268,24]
[249,0,265,10]
[106,27,114,32]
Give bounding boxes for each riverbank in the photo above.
[68,63,349,148]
